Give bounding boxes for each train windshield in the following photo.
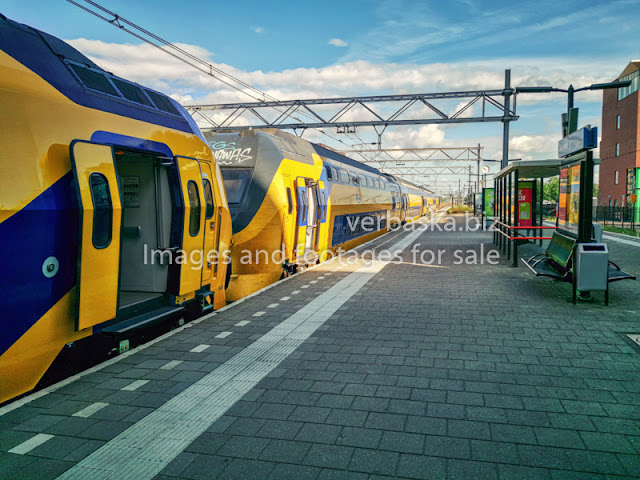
[220,168,251,204]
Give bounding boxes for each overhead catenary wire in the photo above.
[65,0,359,150]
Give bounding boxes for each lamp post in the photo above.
[516,81,631,137]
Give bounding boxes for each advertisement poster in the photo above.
[518,181,533,227]
[558,164,580,235]
[483,188,495,216]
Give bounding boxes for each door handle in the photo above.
[210,221,215,231]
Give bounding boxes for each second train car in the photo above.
[205,129,438,301]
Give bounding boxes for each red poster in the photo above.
[518,183,533,227]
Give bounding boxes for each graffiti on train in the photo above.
[210,141,253,164]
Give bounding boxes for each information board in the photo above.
[558,162,581,235]
[518,181,534,227]
[483,188,495,216]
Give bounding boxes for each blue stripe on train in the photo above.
[0,172,79,356]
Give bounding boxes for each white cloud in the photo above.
[329,38,348,47]
[251,26,264,33]
[510,134,560,160]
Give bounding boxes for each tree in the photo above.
[543,177,559,203]
[593,183,599,198]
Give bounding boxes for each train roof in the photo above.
[312,144,385,177]
[0,14,200,136]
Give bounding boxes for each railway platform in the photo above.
[1,214,640,480]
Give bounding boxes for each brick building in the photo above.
[599,61,640,222]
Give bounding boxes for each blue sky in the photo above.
[3,0,640,191]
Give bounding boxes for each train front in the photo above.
[205,131,291,301]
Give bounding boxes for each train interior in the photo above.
[114,151,173,310]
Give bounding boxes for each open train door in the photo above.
[175,156,206,296]
[305,182,320,254]
[198,161,218,287]
[294,177,308,261]
[70,141,122,330]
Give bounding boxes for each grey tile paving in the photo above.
[2,216,640,479]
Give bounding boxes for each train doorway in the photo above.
[114,150,172,310]
[305,183,319,253]
[294,177,319,263]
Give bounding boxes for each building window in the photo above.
[615,170,619,185]
[616,143,620,157]
[627,169,636,196]
[616,114,621,129]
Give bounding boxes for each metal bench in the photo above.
[522,231,635,305]
[522,231,575,280]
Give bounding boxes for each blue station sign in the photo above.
[558,126,598,157]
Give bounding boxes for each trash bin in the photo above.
[575,243,608,291]
[592,223,603,242]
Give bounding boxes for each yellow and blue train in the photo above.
[0,15,232,404]
[206,130,438,300]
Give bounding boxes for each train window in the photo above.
[325,165,333,180]
[220,168,251,204]
[332,167,339,180]
[187,180,201,236]
[287,188,293,215]
[89,173,113,249]
[111,78,154,107]
[321,192,327,221]
[340,169,349,183]
[352,174,359,185]
[202,178,214,219]
[144,89,181,116]
[69,63,119,97]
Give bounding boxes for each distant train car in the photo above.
[394,177,436,222]
[205,129,436,301]
[0,16,232,404]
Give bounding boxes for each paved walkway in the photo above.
[1,214,639,480]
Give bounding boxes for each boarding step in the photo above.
[100,306,185,334]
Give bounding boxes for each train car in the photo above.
[394,177,438,221]
[205,129,434,301]
[0,16,232,404]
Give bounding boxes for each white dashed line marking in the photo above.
[215,331,232,339]
[190,344,211,353]
[8,434,54,454]
[280,297,291,301]
[160,360,183,370]
[121,380,149,391]
[55,223,427,480]
[310,280,318,284]
[252,311,265,317]
[267,303,279,308]
[317,276,325,279]
[73,402,109,418]
[235,321,251,327]
[291,290,301,295]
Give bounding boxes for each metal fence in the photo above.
[540,203,638,232]
[593,206,637,231]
